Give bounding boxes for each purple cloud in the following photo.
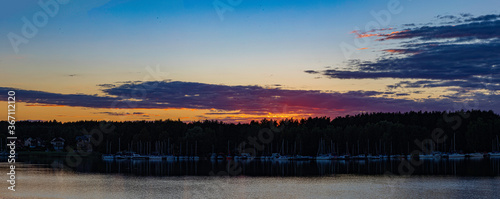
[3,81,490,118]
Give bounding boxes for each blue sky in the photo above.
[0,0,499,122]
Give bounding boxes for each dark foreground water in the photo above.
[1,157,500,198]
[8,156,500,176]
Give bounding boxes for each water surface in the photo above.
[2,157,500,198]
[2,164,499,199]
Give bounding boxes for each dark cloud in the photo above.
[436,15,458,20]
[96,112,148,116]
[304,70,319,74]
[303,13,500,113]
[205,112,242,115]
[102,81,449,115]
[0,87,124,108]
[308,13,500,93]
[380,20,500,41]
[464,14,500,22]
[343,90,384,97]
[96,112,130,116]
[97,84,116,88]
[3,81,491,117]
[460,13,473,18]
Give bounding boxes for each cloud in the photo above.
[304,70,319,74]
[0,87,124,108]
[303,13,500,113]
[97,84,116,88]
[378,20,500,41]
[307,13,500,93]
[436,15,458,20]
[95,112,146,116]
[464,14,500,22]
[4,81,492,118]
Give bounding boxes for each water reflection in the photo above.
[5,156,500,176]
[93,157,500,176]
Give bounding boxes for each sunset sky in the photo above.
[1,0,499,123]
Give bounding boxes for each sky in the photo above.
[0,0,499,123]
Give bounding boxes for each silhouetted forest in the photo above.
[2,110,500,156]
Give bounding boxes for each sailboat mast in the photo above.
[294,141,296,155]
[454,133,456,152]
[379,140,381,155]
[346,141,348,154]
[497,135,500,151]
[281,140,284,155]
[330,140,333,154]
[407,142,409,154]
[368,139,370,154]
[316,139,321,156]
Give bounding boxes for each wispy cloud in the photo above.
[307,13,500,93]
[95,111,148,116]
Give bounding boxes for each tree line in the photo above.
[1,110,499,156]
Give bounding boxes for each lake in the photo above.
[1,157,500,198]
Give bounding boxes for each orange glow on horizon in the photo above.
[0,101,320,123]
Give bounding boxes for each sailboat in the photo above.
[272,140,290,161]
[189,141,200,161]
[448,153,465,159]
[163,139,176,161]
[489,135,500,157]
[272,153,289,160]
[130,152,148,160]
[226,141,233,160]
[102,140,114,160]
[489,152,500,157]
[466,152,484,158]
[210,145,217,160]
[101,154,114,160]
[448,133,465,159]
[149,153,163,160]
[367,154,381,160]
[315,139,334,160]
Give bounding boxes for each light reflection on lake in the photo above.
[1,163,499,199]
[5,156,500,177]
